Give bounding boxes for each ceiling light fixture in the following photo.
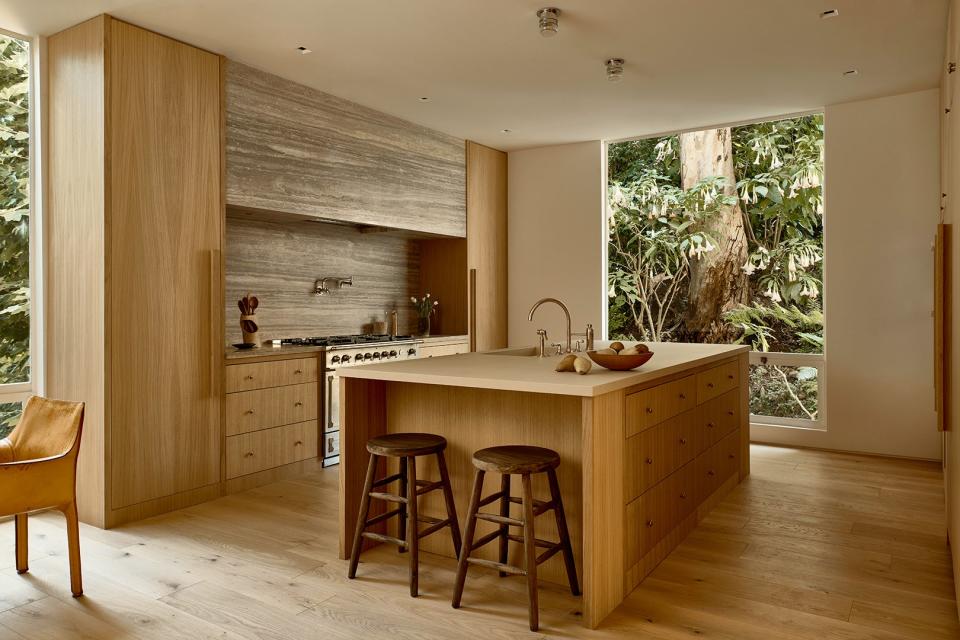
[297,46,312,54]
[820,9,839,19]
[537,7,561,37]
[418,97,430,102]
[501,129,512,133]
[842,69,859,77]
[605,58,625,82]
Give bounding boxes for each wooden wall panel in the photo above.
[108,20,222,509]
[225,216,421,343]
[46,16,108,527]
[466,141,508,351]
[419,238,468,336]
[225,62,466,237]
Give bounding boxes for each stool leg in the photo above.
[452,468,485,609]
[521,473,539,632]
[547,467,580,596]
[398,456,408,554]
[406,454,419,597]
[436,450,462,557]
[15,513,27,574]
[348,453,379,579]
[498,473,511,576]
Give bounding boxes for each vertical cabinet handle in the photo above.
[469,268,477,352]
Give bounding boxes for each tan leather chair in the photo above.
[0,396,85,596]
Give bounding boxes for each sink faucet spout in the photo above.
[527,297,572,354]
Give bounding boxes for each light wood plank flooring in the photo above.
[0,445,956,639]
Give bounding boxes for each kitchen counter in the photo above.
[225,343,325,361]
[336,341,747,396]
[338,340,750,628]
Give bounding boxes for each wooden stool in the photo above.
[452,445,580,631]
[348,432,462,597]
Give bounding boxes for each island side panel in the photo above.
[383,382,584,586]
[581,389,625,629]
[739,351,750,479]
[339,377,387,559]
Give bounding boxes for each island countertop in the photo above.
[335,341,748,397]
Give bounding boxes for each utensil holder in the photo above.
[240,314,259,346]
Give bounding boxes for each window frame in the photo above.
[0,27,43,408]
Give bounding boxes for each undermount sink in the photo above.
[482,346,541,357]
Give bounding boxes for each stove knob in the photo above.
[372,352,380,359]
[341,354,351,363]
[389,350,397,358]
[408,348,417,356]
[380,351,389,358]
[331,355,341,364]
[364,352,372,360]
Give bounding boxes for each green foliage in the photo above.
[0,34,29,396]
[725,302,823,353]
[749,364,819,420]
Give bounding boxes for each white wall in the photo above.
[507,141,605,348]
[752,89,941,459]
[506,90,941,459]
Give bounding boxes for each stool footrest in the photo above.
[470,530,502,551]
[415,480,444,496]
[365,508,402,528]
[535,544,562,566]
[418,517,454,539]
[505,533,556,550]
[475,512,524,527]
[507,496,554,516]
[361,531,407,548]
[369,491,407,504]
[477,490,507,508]
[466,557,526,576]
[372,473,403,488]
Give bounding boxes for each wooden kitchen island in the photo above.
[337,342,749,628]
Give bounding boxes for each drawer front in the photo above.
[226,382,318,436]
[225,420,318,479]
[670,461,699,521]
[625,477,676,567]
[226,357,319,393]
[420,342,469,358]
[625,375,696,437]
[718,429,741,483]
[695,388,739,454]
[696,359,739,404]
[695,430,740,502]
[625,410,696,502]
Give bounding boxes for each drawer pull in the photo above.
[244,452,254,458]
[645,407,654,414]
[679,438,687,445]
[645,457,653,465]
[707,382,715,389]
[727,374,734,380]
[728,453,735,459]
[679,492,687,499]
[244,375,254,381]
[707,422,716,428]
[245,409,254,415]
[707,469,716,477]
[294,401,303,407]
[646,520,655,528]
[678,393,686,400]
[295,440,303,446]
[727,410,735,416]
[295,369,303,375]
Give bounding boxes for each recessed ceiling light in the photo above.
[297,46,312,54]
[842,69,859,77]
[820,9,839,19]
[501,129,512,133]
[418,97,430,102]
[605,58,625,82]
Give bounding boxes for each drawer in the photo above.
[625,476,675,567]
[694,388,739,455]
[625,410,696,502]
[225,420,318,479]
[625,375,696,437]
[696,359,739,404]
[670,461,699,521]
[226,382,318,436]
[226,357,319,393]
[695,431,740,502]
[718,429,741,483]
[420,342,469,358]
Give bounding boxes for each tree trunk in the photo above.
[679,128,748,342]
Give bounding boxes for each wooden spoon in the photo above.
[250,296,259,312]
[241,319,258,333]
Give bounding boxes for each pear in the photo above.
[574,356,592,375]
[595,348,617,355]
[609,341,625,353]
[635,343,650,353]
[620,347,640,356]
[555,354,577,372]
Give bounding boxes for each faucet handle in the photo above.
[573,339,584,353]
[551,343,564,356]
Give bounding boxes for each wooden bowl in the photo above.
[587,350,654,371]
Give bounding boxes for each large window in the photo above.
[606,115,825,429]
[0,31,32,437]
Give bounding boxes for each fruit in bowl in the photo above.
[587,343,654,371]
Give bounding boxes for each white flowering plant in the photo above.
[410,294,439,319]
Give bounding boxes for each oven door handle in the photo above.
[326,372,339,431]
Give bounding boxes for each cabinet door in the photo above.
[466,141,508,351]
[109,19,223,509]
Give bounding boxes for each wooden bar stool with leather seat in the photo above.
[452,445,580,631]
[348,432,462,596]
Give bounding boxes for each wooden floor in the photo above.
[0,445,956,639]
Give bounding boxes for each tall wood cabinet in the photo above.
[46,15,224,527]
[466,141,508,351]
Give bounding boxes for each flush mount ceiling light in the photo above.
[501,129,512,133]
[537,7,561,37]
[418,97,431,102]
[605,58,625,82]
[297,46,312,54]
[842,68,860,76]
[820,9,839,19]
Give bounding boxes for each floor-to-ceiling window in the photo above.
[0,30,34,437]
[606,114,825,429]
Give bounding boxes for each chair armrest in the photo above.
[0,454,77,516]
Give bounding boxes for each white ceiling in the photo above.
[1,0,948,150]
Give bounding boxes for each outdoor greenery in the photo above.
[607,115,823,419]
[0,34,30,436]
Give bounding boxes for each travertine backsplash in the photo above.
[225,216,421,345]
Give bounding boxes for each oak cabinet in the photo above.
[47,15,224,527]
